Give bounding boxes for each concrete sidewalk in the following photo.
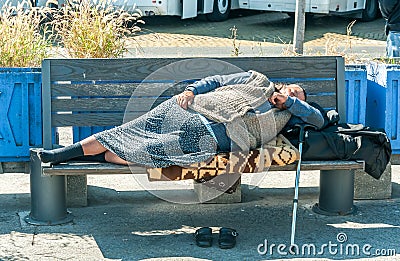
[1,165,399,260]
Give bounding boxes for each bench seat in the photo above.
[42,160,365,176]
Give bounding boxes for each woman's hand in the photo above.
[269,92,288,110]
[176,90,195,109]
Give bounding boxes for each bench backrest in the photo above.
[41,56,345,149]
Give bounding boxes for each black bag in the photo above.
[301,123,392,179]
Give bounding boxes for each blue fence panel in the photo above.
[385,66,400,154]
[366,63,387,130]
[385,67,400,153]
[345,65,367,125]
[367,63,399,154]
[0,68,42,161]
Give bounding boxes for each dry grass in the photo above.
[0,1,52,67]
[0,0,144,66]
[50,0,143,58]
[230,25,242,57]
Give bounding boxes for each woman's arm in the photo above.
[185,71,251,94]
[177,71,251,109]
[284,96,325,129]
[269,92,325,129]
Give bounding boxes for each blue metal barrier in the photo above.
[367,63,399,154]
[345,65,367,125]
[0,68,42,162]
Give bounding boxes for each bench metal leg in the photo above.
[24,149,73,225]
[313,169,356,216]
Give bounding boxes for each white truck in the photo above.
[32,0,240,21]
[109,0,241,21]
[238,0,380,21]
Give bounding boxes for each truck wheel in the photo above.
[206,0,231,22]
[361,0,379,21]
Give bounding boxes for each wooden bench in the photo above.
[25,56,365,225]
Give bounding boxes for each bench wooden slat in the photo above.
[268,160,365,171]
[306,95,336,108]
[54,111,180,127]
[47,57,339,82]
[52,97,165,112]
[51,83,186,97]
[297,81,336,93]
[52,112,138,127]
[52,98,131,112]
[51,80,336,98]
[42,160,364,176]
[48,58,242,82]
[43,162,137,175]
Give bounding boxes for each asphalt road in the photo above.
[127,11,387,59]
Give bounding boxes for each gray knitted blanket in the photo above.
[189,71,291,150]
[94,98,217,168]
[95,71,291,167]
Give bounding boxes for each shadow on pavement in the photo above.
[79,185,400,260]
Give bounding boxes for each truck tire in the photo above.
[206,0,231,22]
[361,0,379,21]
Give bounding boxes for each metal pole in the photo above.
[293,0,306,54]
[290,124,310,249]
[290,140,302,247]
[25,149,73,225]
[313,169,356,216]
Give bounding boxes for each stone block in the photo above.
[194,174,242,204]
[354,162,392,200]
[0,162,29,173]
[66,175,88,207]
[391,154,400,165]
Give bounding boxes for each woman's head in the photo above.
[277,83,307,101]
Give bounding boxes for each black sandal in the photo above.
[194,227,213,247]
[218,227,238,249]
